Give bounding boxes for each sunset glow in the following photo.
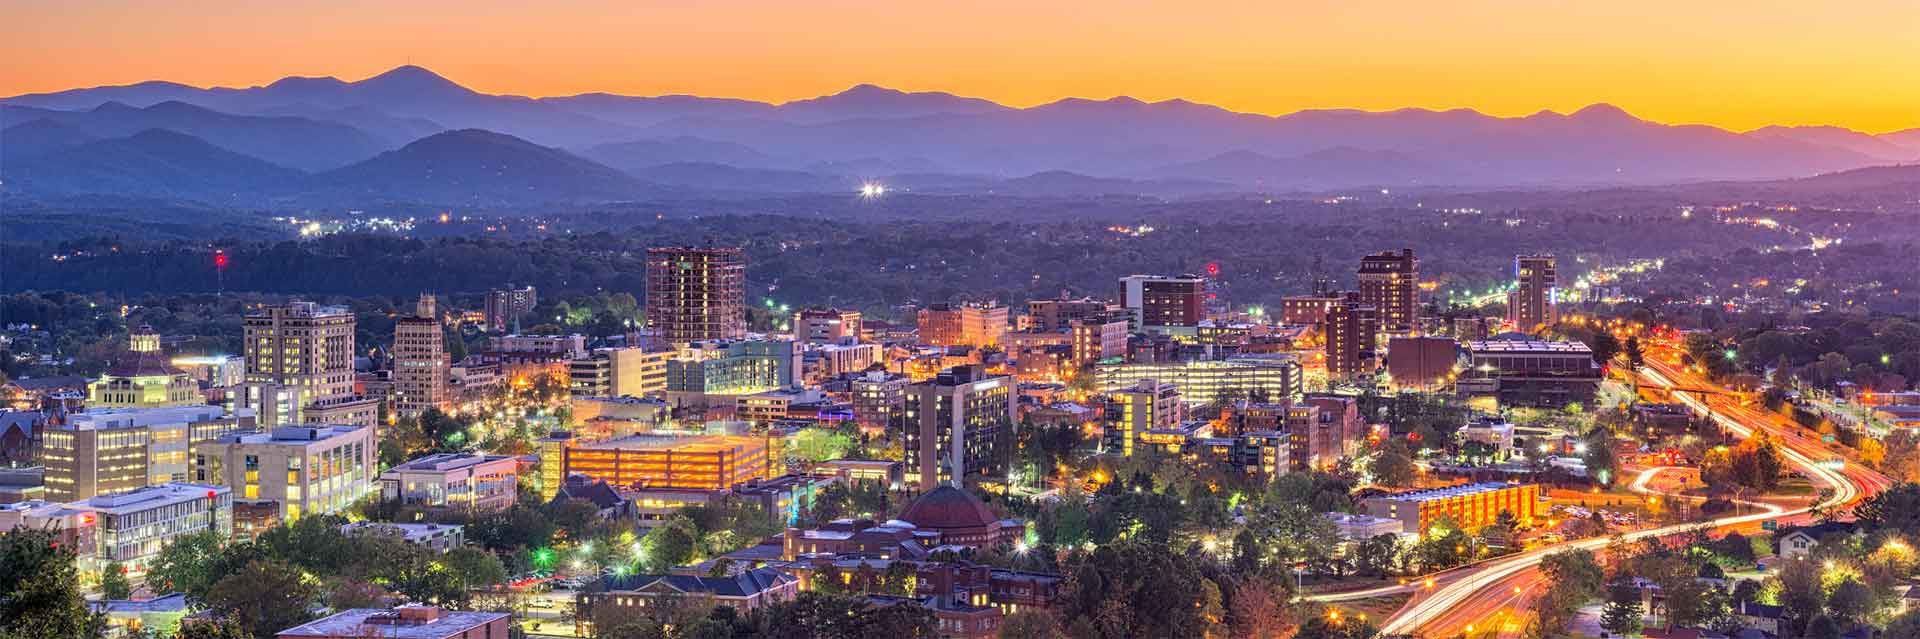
[6,0,1917,132]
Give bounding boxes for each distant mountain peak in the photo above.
[356,65,475,97]
[1569,102,1638,122]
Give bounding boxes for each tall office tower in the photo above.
[1325,293,1380,379]
[484,285,539,333]
[646,247,747,343]
[244,302,357,403]
[1508,255,1559,333]
[902,365,1016,489]
[1118,274,1206,333]
[916,303,1009,348]
[393,294,450,418]
[1357,249,1419,333]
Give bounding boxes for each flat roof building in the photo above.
[646,246,747,344]
[76,483,233,573]
[1362,482,1541,536]
[379,453,521,513]
[194,425,375,522]
[562,434,771,491]
[1093,356,1303,405]
[277,605,509,639]
[44,405,256,502]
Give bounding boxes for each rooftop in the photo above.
[574,434,763,454]
[385,452,519,473]
[1371,482,1534,503]
[276,606,508,639]
[1466,339,1593,354]
[82,483,228,512]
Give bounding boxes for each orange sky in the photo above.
[6,1,1917,132]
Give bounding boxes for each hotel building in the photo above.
[904,366,1016,489]
[391,294,450,417]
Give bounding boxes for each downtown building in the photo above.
[917,303,1009,348]
[1507,254,1559,333]
[76,483,233,573]
[569,346,673,398]
[1357,249,1419,334]
[243,302,378,428]
[903,365,1016,489]
[1101,380,1183,456]
[1324,293,1380,379]
[88,325,202,409]
[1026,296,1124,333]
[793,308,863,344]
[483,285,538,333]
[664,339,802,407]
[645,246,747,343]
[1093,356,1304,404]
[1118,274,1206,335]
[194,424,376,522]
[392,294,450,418]
[42,405,257,502]
[378,452,522,513]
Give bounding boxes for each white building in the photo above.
[379,453,521,512]
[339,521,466,553]
[75,483,232,573]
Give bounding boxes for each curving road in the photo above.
[1324,349,1887,638]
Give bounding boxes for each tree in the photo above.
[202,559,318,639]
[1625,335,1646,370]
[1227,576,1295,639]
[1062,542,1214,639]
[1825,578,1874,627]
[175,616,252,639]
[1368,441,1416,488]
[1600,578,1645,637]
[1293,615,1377,639]
[147,530,225,599]
[1589,331,1622,366]
[641,516,701,572]
[1772,557,1826,637]
[443,546,510,593]
[0,528,106,639]
[98,562,132,600]
[1000,610,1065,639]
[1582,429,1619,486]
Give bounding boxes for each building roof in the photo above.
[552,476,627,510]
[899,486,1001,531]
[573,433,761,454]
[385,452,518,473]
[1371,482,1533,503]
[276,606,508,639]
[602,567,796,598]
[1466,339,1593,354]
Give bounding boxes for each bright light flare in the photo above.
[858,182,887,198]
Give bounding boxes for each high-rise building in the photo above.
[42,405,256,502]
[1325,293,1380,379]
[916,303,1009,348]
[1287,395,1365,471]
[1507,255,1559,333]
[193,424,376,522]
[903,365,1015,489]
[1357,249,1418,333]
[484,285,539,333]
[1101,380,1183,457]
[393,294,450,418]
[1118,275,1206,333]
[793,308,862,344]
[243,302,374,426]
[646,247,747,343]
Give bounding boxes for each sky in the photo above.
[6,1,1918,133]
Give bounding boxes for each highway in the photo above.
[1337,342,1888,638]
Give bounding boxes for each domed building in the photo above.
[897,485,1023,548]
[88,325,201,408]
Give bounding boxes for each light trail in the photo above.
[1361,361,1866,637]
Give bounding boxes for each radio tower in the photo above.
[214,250,228,296]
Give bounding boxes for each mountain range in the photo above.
[4,65,1918,206]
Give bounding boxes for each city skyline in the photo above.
[6,1,1920,133]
